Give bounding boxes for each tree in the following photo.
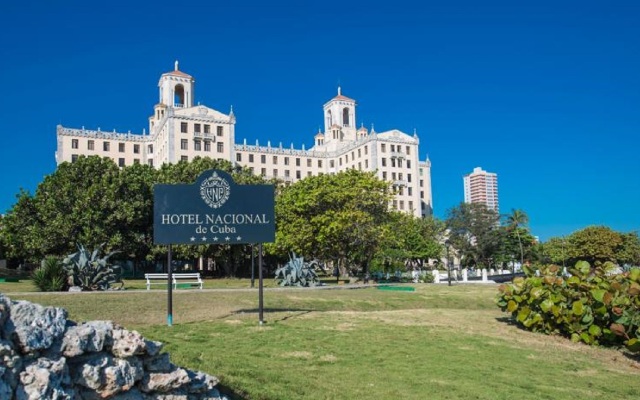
[618,232,640,267]
[445,202,501,269]
[505,209,529,268]
[273,169,391,276]
[566,226,622,267]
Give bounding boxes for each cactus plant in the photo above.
[62,243,123,291]
[274,253,320,287]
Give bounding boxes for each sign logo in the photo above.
[200,172,231,209]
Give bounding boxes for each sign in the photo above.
[153,169,275,245]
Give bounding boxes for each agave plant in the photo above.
[274,253,320,287]
[32,256,68,292]
[62,243,123,291]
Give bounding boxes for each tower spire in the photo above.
[174,60,179,71]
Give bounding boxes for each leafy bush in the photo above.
[420,271,435,283]
[274,253,320,287]
[32,256,68,292]
[63,243,123,291]
[497,261,640,352]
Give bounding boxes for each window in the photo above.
[408,188,412,196]
[392,172,397,180]
[71,139,79,149]
[382,158,386,167]
[261,168,266,176]
[148,159,154,167]
[119,143,125,152]
[194,124,201,134]
[392,200,397,209]
[273,169,278,177]
[181,156,188,161]
[181,122,188,133]
[351,151,354,161]
[391,145,395,152]
[261,155,266,164]
[365,146,368,155]
[399,201,404,210]
[118,158,125,167]
[365,160,368,168]
[273,156,278,164]
[181,139,188,150]
[409,201,413,210]
[420,179,424,187]
[285,170,290,178]
[381,144,386,152]
[134,144,140,154]
[148,144,153,154]
[249,154,254,162]
[420,191,424,199]
[284,157,289,166]
[406,146,411,155]
[204,124,210,134]
[391,159,396,168]
[399,173,403,181]
[382,171,387,180]
[307,171,312,177]
[407,160,411,168]
[204,141,211,151]
[71,154,78,162]
[103,141,110,151]
[296,170,301,179]
[358,149,361,157]
[194,140,202,151]
[330,160,335,168]
[307,159,311,167]
[408,174,412,182]
[236,153,242,162]
[88,140,94,150]
[296,158,300,166]
[318,160,322,168]
[217,126,223,136]
[217,142,224,152]
[249,167,254,174]
[339,157,343,166]
[134,159,140,164]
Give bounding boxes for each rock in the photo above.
[62,321,113,357]
[68,286,83,292]
[0,295,227,399]
[111,329,147,358]
[140,368,190,393]
[4,301,68,354]
[72,354,143,398]
[16,356,74,400]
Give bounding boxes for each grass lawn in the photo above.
[2,283,639,399]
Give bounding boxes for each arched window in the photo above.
[174,84,185,107]
[342,108,350,127]
[326,110,332,129]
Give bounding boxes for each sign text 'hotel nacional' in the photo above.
[153,170,275,245]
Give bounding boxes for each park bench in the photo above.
[145,273,203,290]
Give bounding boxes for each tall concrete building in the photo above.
[463,167,499,212]
[56,62,433,217]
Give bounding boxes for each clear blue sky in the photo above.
[1,1,638,241]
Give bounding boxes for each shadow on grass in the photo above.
[218,383,248,400]
[227,308,314,323]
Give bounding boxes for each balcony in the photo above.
[390,151,405,159]
[393,180,408,187]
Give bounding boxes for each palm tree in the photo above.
[506,209,529,275]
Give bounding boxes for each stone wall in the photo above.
[0,294,229,399]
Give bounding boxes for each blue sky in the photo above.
[1,1,638,241]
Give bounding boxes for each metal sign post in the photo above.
[258,243,264,324]
[167,244,173,327]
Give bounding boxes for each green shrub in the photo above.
[32,256,68,292]
[420,271,435,283]
[497,262,640,352]
[63,243,123,291]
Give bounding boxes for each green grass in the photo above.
[3,284,639,400]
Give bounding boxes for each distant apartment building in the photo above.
[56,62,433,217]
[463,167,499,212]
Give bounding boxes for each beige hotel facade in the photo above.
[56,62,433,217]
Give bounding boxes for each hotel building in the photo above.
[56,62,433,217]
[463,167,499,212]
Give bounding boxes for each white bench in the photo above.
[145,273,203,290]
